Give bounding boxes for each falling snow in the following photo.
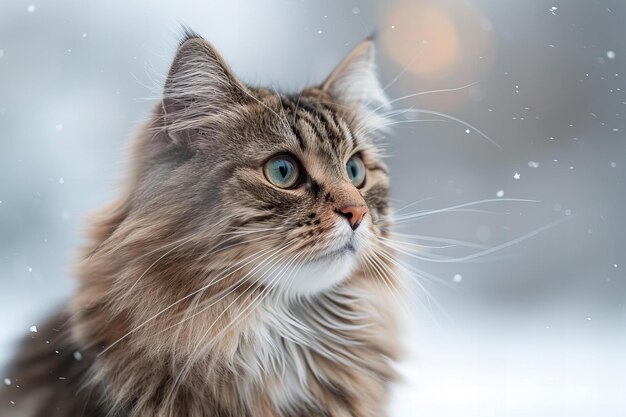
[0,6,623,416]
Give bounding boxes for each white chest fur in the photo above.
[235,289,379,414]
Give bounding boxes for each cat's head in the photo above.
[87,31,392,302]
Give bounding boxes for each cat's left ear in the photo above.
[321,38,390,110]
[161,29,249,144]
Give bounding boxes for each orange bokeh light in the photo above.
[383,4,460,76]
[380,1,495,109]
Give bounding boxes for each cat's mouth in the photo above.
[256,232,360,296]
[322,244,355,259]
[313,241,357,261]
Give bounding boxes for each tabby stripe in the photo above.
[337,118,358,150]
[290,123,307,151]
[317,102,344,139]
[297,101,330,141]
[307,178,323,199]
[234,213,276,229]
[280,96,307,150]
[368,164,388,174]
[297,110,328,142]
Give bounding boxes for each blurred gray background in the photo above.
[1,0,624,416]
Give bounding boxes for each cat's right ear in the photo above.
[161,30,248,143]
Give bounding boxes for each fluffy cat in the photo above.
[0,29,404,417]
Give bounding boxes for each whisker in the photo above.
[381,48,424,92]
[393,196,439,214]
[384,215,574,264]
[391,233,490,250]
[370,245,451,326]
[378,236,456,250]
[374,82,479,112]
[98,241,292,356]
[169,245,310,398]
[358,240,410,316]
[166,243,311,403]
[126,233,199,293]
[384,107,502,148]
[394,208,505,223]
[378,118,449,128]
[393,198,540,222]
[168,240,300,340]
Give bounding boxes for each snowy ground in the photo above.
[391,323,626,417]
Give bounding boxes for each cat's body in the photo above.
[1,30,404,417]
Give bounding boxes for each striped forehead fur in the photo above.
[160,35,390,144]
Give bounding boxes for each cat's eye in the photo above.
[263,155,300,189]
[346,155,366,188]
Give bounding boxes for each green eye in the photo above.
[263,155,300,189]
[346,155,366,188]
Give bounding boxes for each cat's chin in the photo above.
[286,248,358,297]
[256,227,365,298]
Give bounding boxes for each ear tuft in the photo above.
[177,24,204,46]
[162,29,248,141]
[322,40,389,111]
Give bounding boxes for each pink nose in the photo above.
[337,205,368,230]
